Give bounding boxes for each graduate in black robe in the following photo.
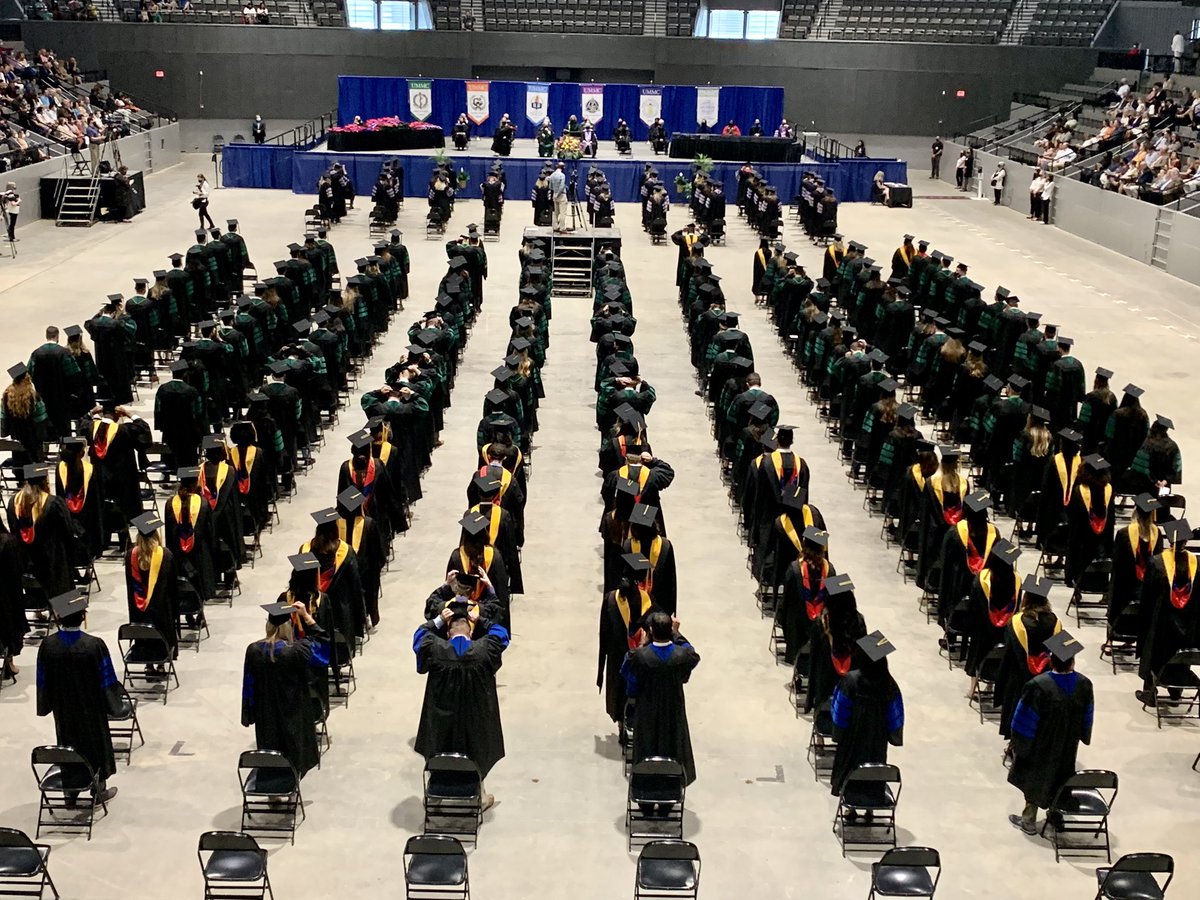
[7,465,77,598]
[242,601,324,778]
[622,611,700,785]
[164,470,217,603]
[1007,632,1093,834]
[414,603,509,786]
[1064,455,1114,587]
[1105,494,1162,633]
[338,433,403,546]
[620,503,677,617]
[777,528,836,666]
[0,521,27,679]
[467,479,524,595]
[598,553,659,728]
[27,330,82,439]
[88,402,151,530]
[1036,429,1083,543]
[1136,519,1200,705]
[84,300,137,405]
[806,575,868,713]
[916,450,969,591]
[300,511,366,648]
[154,361,206,470]
[56,437,105,563]
[337,488,386,630]
[227,423,271,536]
[996,577,1061,739]
[125,513,180,664]
[199,436,245,578]
[964,538,1022,683]
[36,591,122,799]
[830,631,904,795]
[937,491,1000,627]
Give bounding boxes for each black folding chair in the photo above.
[237,750,304,844]
[0,827,58,899]
[1067,558,1112,625]
[634,839,701,900]
[626,757,686,850]
[807,702,838,780]
[969,644,1006,723]
[1147,648,1200,727]
[869,846,941,898]
[197,830,273,900]
[107,684,145,765]
[176,577,210,652]
[402,834,469,900]
[834,763,902,856]
[1042,769,1118,862]
[1102,602,1141,674]
[422,754,482,845]
[30,746,108,840]
[1095,852,1174,900]
[117,622,179,704]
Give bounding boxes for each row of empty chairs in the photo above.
[482,0,644,34]
[831,0,1011,43]
[1022,0,1112,46]
[665,0,700,37]
[779,0,820,40]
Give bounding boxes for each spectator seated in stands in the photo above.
[141,0,163,22]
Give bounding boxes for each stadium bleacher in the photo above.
[482,0,644,34]
[827,0,1014,44]
[1022,0,1111,47]
[665,0,698,37]
[779,0,820,40]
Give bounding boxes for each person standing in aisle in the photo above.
[930,136,944,179]
[2,182,19,241]
[193,173,215,230]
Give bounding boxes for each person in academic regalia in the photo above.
[1125,415,1184,496]
[300,509,366,648]
[892,439,937,544]
[890,234,916,281]
[154,360,206,471]
[1103,383,1149,481]
[414,600,509,799]
[996,576,1061,740]
[806,574,868,714]
[763,491,828,593]
[199,435,244,579]
[1076,367,1116,454]
[963,538,1022,688]
[938,491,999,627]
[1106,493,1161,630]
[601,440,674,517]
[125,512,180,667]
[87,400,150,532]
[471,447,526,540]
[1064,454,1114,587]
[614,119,632,153]
[671,223,702,288]
[449,510,511,630]
[8,464,78,598]
[27,326,82,440]
[777,526,836,666]
[1136,518,1200,706]
[164,468,217,603]
[242,600,324,779]
[916,447,969,590]
[1,363,48,464]
[622,610,700,784]
[85,297,137,405]
[36,591,122,803]
[620,503,676,617]
[220,219,251,289]
[467,475,524,595]
[338,431,401,546]
[491,114,516,157]
[830,630,904,796]
[0,517,27,679]
[452,114,470,151]
[648,118,667,154]
[598,552,659,726]
[1008,408,1053,516]
[227,419,270,536]
[332,488,384,630]
[1007,631,1093,835]
[54,437,103,563]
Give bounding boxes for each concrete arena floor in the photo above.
[0,159,1195,899]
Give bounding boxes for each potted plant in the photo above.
[691,153,714,175]
[456,168,469,189]
[674,172,692,197]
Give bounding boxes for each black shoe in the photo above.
[94,786,117,804]
[1009,814,1037,835]
[1136,689,1157,707]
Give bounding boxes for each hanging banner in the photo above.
[465,80,490,126]
[526,83,549,125]
[696,86,720,127]
[408,78,433,122]
[639,86,663,126]
[581,84,604,124]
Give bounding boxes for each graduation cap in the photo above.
[49,589,89,620]
[941,256,954,264]
[201,434,226,451]
[347,430,373,451]
[1057,428,1083,445]
[1031,406,1051,424]
[64,325,82,339]
[447,255,469,269]
[1007,374,1030,391]
[983,375,1004,393]
[996,286,1011,299]
[825,574,855,598]
[1022,575,1053,600]
[609,361,631,378]
[748,400,773,422]
[261,602,296,625]
[337,487,365,514]
[197,319,219,331]
[106,293,123,304]
[758,431,779,451]
[1161,518,1192,545]
[857,630,896,663]
[131,511,163,536]
[963,491,993,515]
[945,327,966,340]
[236,295,255,310]
[60,437,86,453]
[613,477,641,499]
[168,253,184,264]
[933,316,950,328]
[1044,630,1084,664]
[491,365,513,382]
[991,537,1021,567]
[697,283,718,296]
[878,378,899,393]
[1025,311,1043,323]
[1134,493,1161,515]
[217,309,236,323]
[176,466,200,483]
[7,362,27,381]
[310,508,340,526]
[967,341,987,354]
[784,251,799,263]
[802,526,830,548]
[938,445,962,462]
[867,348,888,363]
[353,257,369,268]
[780,488,810,513]
[1082,454,1111,474]
[720,312,740,327]
[1096,367,1114,379]
[290,319,311,335]
[415,328,442,347]
[621,552,653,575]
[1057,336,1074,348]
[1123,384,1145,398]
[133,277,149,288]
[504,353,522,368]
[458,511,490,537]
[930,250,943,261]
[267,360,290,376]
[514,316,534,329]
[1156,414,1175,430]
[916,439,937,454]
[629,504,659,530]
[345,274,368,286]
[471,472,503,497]
[312,311,330,326]
[775,423,796,442]
[485,387,511,407]
[194,229,207,239]
[510,337,532,352]
[21,463,50,482]
[897,403,917,421]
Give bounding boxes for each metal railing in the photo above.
[804,133,856,160]
[262,109,337,148]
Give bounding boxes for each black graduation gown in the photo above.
[1064,484,1114,587]
[414,621,508,778]
[0,528,28,658]
[778,559,837,664]
[830,667,904,795]
[620,535,677,617]
[241,636,322,777]
[124,546,180,657]
[445,546,511,629]
[84,315,135,405]
[1138,551,1200,683]
[963,567,1019,677]
[90,417,151,526]
[154,380,205,469]
[37,629,120,784]
[1007,671,1094,808]
[343,514,387,627]
[937,521,998,625]
[597,586,655,724]
[302,541,366,645]
[27,343,80,438]
[805,612,867,713]
[55,458,105,561]
[625,639,700,785]
[995,610,1061,738]
[7,493,77,597]
[228,444,271,535]
[1105,524,1160,625]
[338,457,401,545]
[468,502,523,595]
[916,474,966,590]
[164,494,218,601]
[201,461,244,571]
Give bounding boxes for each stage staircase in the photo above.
[551,234,595,298]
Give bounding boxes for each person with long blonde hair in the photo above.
[125,513,180,668]
[6,465,77,596]
[1,363,48,464]
[1010,407,1053,512]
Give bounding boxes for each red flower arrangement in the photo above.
[330,117,442,134]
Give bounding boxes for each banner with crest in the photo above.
[526,83,550,125]
[465,80,489,125]
[639,86,663,126]
[581,84,604,124]
[407,78,432,121]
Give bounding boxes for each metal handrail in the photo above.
[262,110,337,149]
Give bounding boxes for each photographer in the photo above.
[549,161,569,234]
[192,172,214,230]
[1,182,18,241]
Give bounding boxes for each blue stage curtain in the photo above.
[487,81,529,138]
[602,84,638,142]
[431,78,467,133]
[337,76,409,126]
[548,82,582,135]
[658,85,697,143]
[717,86,785,135]
[223,144,296,189]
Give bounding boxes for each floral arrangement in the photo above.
[674,173,692,197]
[330,117,442,134]
[556,134,583,160]
[456,168,469,188]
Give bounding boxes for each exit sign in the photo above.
[154,70,165,78]
[956,89,966,98]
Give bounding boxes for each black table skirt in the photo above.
[668,133,801,163]
[39,171,146,220]
[327,127,446,153]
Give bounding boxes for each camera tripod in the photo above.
[568,174,586,232]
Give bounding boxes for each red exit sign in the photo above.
[154,70,165,78]
[956,89,966,98]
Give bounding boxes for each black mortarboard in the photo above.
[61,437,86,452]
[132,511,163,535]
[197,319,218,330]
[510,337,532,352]
[64,325,82,338]
[1025,311,1042,323]
[49,589,89,620]
[867,348,888,363]
[1083,454,1111,474]
[968,341,987,354]
[748,400,773,422]
[491,365,513,381]
[802,526,830,548]
[176,466,200,483]
[1044,631,1084,664]
[1022,575,1053,600]
[201,434,225,451]
[1057,427,1082,444]
[1031,406,1050,424]
[1123,384,1145,398]
[310,508,340,526]
[939,445,961,462]
[613,477,640,499]
[288,552,320,573]
[106,293,123,303]
[447,255,468,269]
[217,309,235,322]
[169,253,184,263]
[347,431,373,451]
[7,362,27,380]
[1008,374,1030,390]
[292,319,311,334]
[780,488,809,513]
[514,316,534,329]
[1134,493,1161,515]
[983,375,1004,393]
[22,463,50,482]
[916,439,936,454]
[472,473,502,496]
[485,388,510,407]
[897,403,917,420]
[621,552,653,574]
[1156,414,1175,430]
[133,277,149,288]
[334,487,363,514]
[629,504,659,529]
[1096,367,1113,379]
[825,574,855,598]
[878,378,899,393]
[964,491,992,514]
[267,360,290,376]
[1162,518,1192,545]
[194,229,206,239]
[262,602,295,625]
[458,511,490,537]
[992,538,1021,567]
[857,630,896,663]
